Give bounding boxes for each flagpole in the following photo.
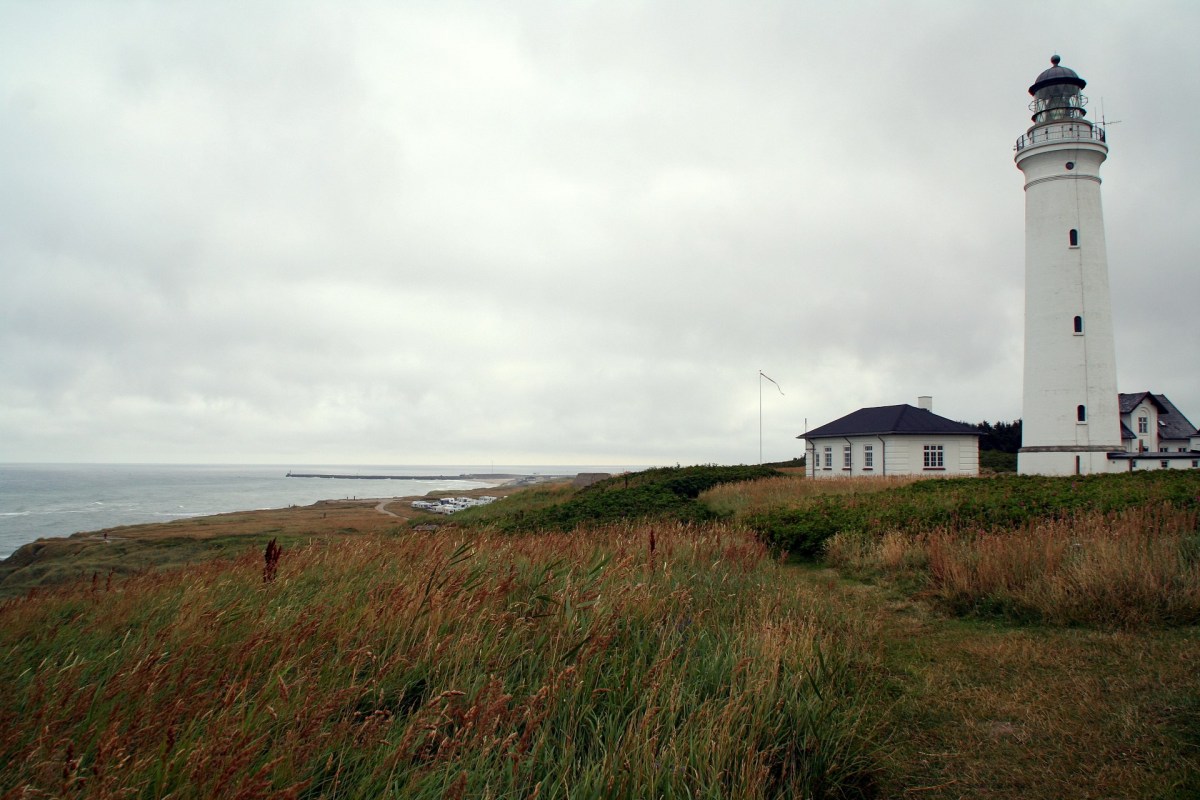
[758,370,784,466]
[759,372,763,465]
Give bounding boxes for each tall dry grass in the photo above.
[701,474,921,518]
[0,522,881,799]
[825,505,1200,627]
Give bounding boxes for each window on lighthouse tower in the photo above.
[1069,229,1079,247]
[1077,405,1087,423]
[1073,315,1083,334]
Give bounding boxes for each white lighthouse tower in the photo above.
[1015,56,1123,476]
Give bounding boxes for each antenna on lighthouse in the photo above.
[1097,98,1122,130]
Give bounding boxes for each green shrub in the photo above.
[979,450,1017,473]
[472,465,782,533]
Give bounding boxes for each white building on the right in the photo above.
[1116,392,1200,471]
[1014,56,1198,474]
[1015,55,1124,476]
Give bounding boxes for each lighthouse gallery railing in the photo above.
[1014,124,1106,153]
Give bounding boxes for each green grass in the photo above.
[0,532,368,599]
[0,525,879,799]
[700,474,917,519]
[448,483,579,527]
[6,466,1200,798]
[825,503,1200,627]
[0,501,409,599]
[746,470,1200,558]
[452,465,782,533]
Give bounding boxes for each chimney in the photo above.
[917,395,933,412]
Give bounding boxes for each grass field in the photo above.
[2,466,1198,798]
[1,523,880,798]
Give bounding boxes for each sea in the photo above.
[0,463,643,560]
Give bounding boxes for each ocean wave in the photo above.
[1,464,610,557]
[0,508,101,516]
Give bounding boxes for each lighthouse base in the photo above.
[1018,447,1126,476]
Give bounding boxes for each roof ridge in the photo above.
[801,403,981,439]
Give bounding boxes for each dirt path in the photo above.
[800,564,1200,799]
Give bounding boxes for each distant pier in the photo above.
[285,471,562,482]
[287,471,521,480]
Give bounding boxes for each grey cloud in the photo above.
[1,1,1196,465]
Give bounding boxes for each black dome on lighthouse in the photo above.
[1029,54,1086,96]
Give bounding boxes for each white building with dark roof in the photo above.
[799,397,981,478]
[1113,392,1200,471]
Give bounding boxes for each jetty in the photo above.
[288,472,516,480]
[285,471,564,482]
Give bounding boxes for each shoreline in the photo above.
[0,473,580,595]
[0,466,593,562]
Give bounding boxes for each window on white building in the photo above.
[864,445,874,469]
[823,446,832,470]
[1138,416,1149,434]
[923,445,944,469]
[843,446,852,470]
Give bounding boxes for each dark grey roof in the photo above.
[1152,393,1199,440]
[1029,55,1086,96]
[799,404,982,440]
[1119,391,1166,414]
[1121,421,1136,440]
[1120,391,1198,440]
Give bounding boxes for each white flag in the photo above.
[759,371,784,395]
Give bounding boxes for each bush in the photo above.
[475,465,782,533]
[979,450,1017,473]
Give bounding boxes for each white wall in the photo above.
[1016,121,1124,475]
[1122,398,1159,453]
[1127,455,1200,472]
[806,435,978,478]
[1018,449,1121,476]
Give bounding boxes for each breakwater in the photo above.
[285,472,545,481]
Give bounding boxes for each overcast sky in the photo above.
[1,1,1197,466]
